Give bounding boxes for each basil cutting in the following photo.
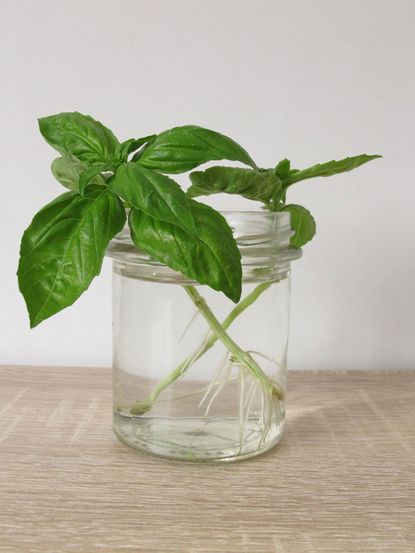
[18,111,381,326]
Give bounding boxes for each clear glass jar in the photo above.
[107,211,301,462]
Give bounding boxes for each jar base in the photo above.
[113,412,284,462]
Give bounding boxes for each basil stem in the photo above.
[184,286,284,400]
[130,281,281,416]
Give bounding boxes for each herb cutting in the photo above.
[17,112,380,460]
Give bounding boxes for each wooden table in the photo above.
[0,366,414,553]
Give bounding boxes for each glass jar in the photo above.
[107,211,301,462]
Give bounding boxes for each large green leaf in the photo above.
[39,112,120,165]
[129,200,242,302]
[285,154,381,186]
[51,156,106,192]
[188,166,281,206]
[111,163,197,236]
[136,125,256,173]
[282,204,316,247]
[17,186,126,327]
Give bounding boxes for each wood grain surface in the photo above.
[0,366,414,553]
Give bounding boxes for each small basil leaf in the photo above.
[51,157,106,192]
[79,163,113,194]
[51,156,84,192]
[188,166,282,206]
[282,204,316,247]
[285,154,381,186]
[136,125,256,173]
[111,163,197,236]
[38,112,120,165]
[129,200,242,302]
[117,135,157,163]
[274,158,291,180]
[17,186,126,327]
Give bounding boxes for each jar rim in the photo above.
[107,208,299,253]
[220,209,285,215]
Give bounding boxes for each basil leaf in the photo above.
[79,163,113,194]
[188,166,281,206]
[51,157,106,192]
[117,135,157,163]
[17,186,126,327]
[274,158,291,180]
[129,200,242,302]
[38,112,120,165]
[111,163,197,236]
[282,204,316,247]
[51,156,84,192]
[136,125,256,173]
[285,154,381,186]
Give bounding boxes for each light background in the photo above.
[1,0,414,370]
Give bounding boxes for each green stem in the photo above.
[130,343,206,415]
[184,286,284,401]
[130,281,280,415]
[205,281,272,350]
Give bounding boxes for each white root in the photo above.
[198,350,229,408]
[259,391,275,447]
[238,367,245,452]
[178,309,201,342]
[247,350,284,372]
[244,380,258,424]
[204,358,232,417]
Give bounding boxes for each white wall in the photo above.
[1,0,414,370]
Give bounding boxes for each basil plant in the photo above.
[18,112,380,331]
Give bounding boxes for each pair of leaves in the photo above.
[187,153,380,247]
[188,167,315,247]
[189,154,380,205]
[17,186,126,328]
[42,113,258,195]
[41,113,158,194]
[110,163,242,302]
[186,165,316,246]
[40,113,258,178]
